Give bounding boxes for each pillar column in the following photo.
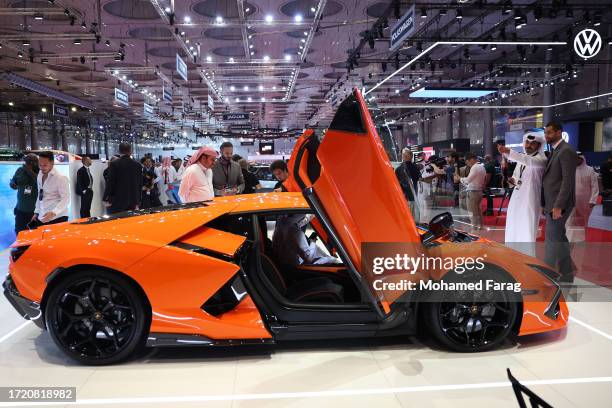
[458,109,466,140]
[483,109,494,157]
[29,114,39,150]
[17,117,27,150]
[418,112,426,145]
[104,133,109,159]
[51,121,59,150]
[97,133,102,155]
[543,49,555,125]
[85,128,91,155]
[60,123,68,151]
[446,110,453,141]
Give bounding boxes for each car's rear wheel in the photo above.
[45,270,148,365]
[422,269,519,352]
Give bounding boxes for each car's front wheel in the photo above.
[422,269,519,352]
[45,269,148,365]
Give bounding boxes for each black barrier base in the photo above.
[507,369,553,408]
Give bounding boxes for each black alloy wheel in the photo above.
[422,269,519,352]
[45,270,148,365]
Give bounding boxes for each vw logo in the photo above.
[574,29,602,59]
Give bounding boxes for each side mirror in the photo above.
[422,212,454,244]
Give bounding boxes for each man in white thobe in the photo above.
[566,152,599,242]
[498,131,547,255]
[178,147,218,203]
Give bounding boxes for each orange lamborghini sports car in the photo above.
[4,90,567,364]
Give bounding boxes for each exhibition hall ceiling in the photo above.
[0,0,611,135]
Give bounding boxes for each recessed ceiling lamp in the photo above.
[265,14,273,23]
[263,55,270,62]
[215,16,223,24]
[284,54,292,61]
[34,13,43,20]
[22,39,30,45]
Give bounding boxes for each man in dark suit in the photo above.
[103,143,143,214]
[76,155,94,218]
[541,121,578,282]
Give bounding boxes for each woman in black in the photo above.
[238,159,261,194]
[141,157,162,208]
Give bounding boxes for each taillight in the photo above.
[10,246,30,263]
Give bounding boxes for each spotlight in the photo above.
[34,13,43,20]
[41,58,48,64]
[456,9,463,20]
[17,51,23,58]
[502,1,512,15]
[420,8,427,19]
[594,10,602,26]
[105,40,111,47]
[8,102,14,106]
[74,39,81,44]
[64,8,69,16]
[21,39,30,45]
[216,16,223,23]
[80,56,85,64]
[534,6,542,21]
[81,21,86,29]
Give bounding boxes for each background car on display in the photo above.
[4,90,567,365]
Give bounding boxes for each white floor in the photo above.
[1,249,612,408]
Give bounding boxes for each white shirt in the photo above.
[460,163,486,191]
[35,166,70,220]
[551,139,562,150]
[178,163,214,203]
[168,165,184,183]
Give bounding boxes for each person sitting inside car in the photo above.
[272,214,340,266]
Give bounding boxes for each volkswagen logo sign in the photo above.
[574,29,602,60]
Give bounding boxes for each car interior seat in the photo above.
[259,253,344,303]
